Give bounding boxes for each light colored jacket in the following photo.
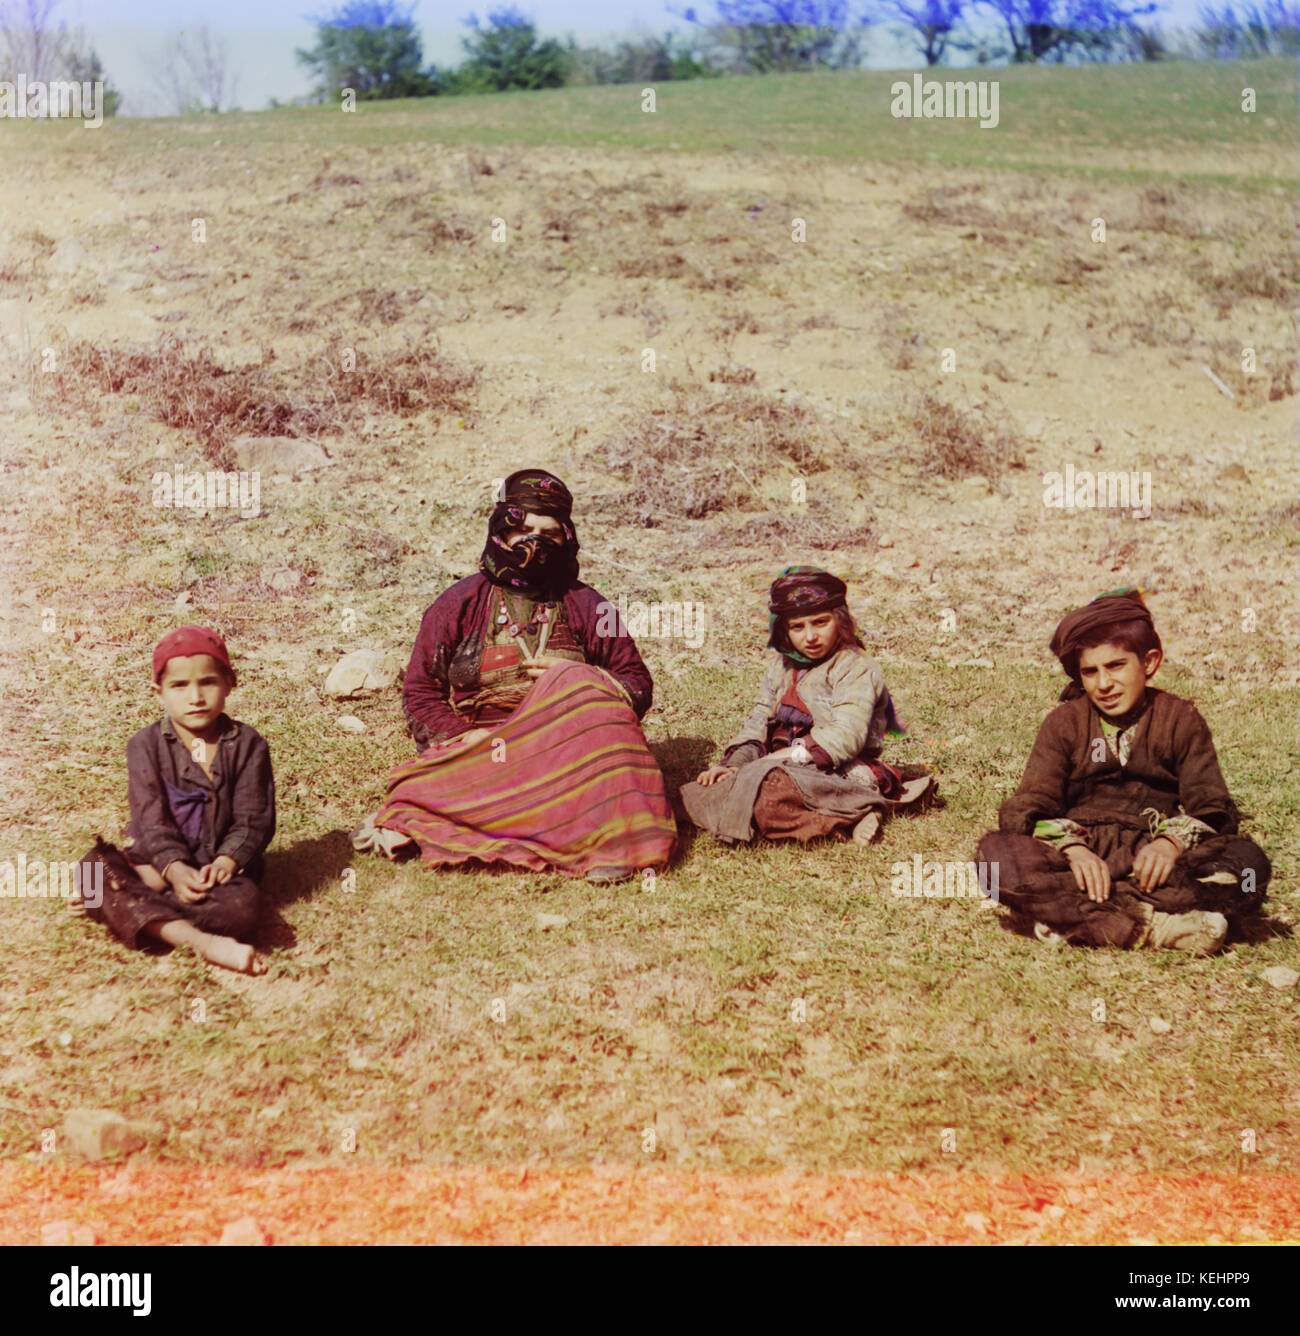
[727,645,893,768]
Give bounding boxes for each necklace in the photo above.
[494,589,554,647]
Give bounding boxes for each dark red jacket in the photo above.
[402,574,654,749]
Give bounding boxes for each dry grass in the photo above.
[28,335,480,465]
[596,383,836,523]
[892,390,1027,482]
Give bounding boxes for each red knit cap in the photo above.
[152,625,235,685]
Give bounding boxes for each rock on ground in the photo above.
[218,1216,268,1246]
[40,1220,96,1246]
[229,435,331,474]
[1261,966,1299,990]
[61,1109,146,1160]
[324,649,401,698]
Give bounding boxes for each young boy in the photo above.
[79,626,275,974]
[978,589,1269,954]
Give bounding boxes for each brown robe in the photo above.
[980,688,1268,947]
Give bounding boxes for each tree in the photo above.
[66,38,121,113]
[155,21,240,113]
[973,0,1158,62]
[677,0,865,72]
[569,29,717,83]
[1194,0,1300,56]
[0,0,68,81]
[0,2,121,114]
[879,0,968,64]
[297,0,438,101]
[455,6,569,91]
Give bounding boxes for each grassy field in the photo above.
[24,57,1298,189]
[1,57,1297,1197]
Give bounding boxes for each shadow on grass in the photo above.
[259,830,355,948]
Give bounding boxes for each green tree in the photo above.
[566,30,717,83]
[65,40,121,114]
[296,0,439,101]
[456,6,569,91]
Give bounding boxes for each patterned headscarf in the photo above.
[479,468,580,594]
[766,566,849,665]
[1049,587,1156,683]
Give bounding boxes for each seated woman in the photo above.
[353,469,676,883]
[681,566,934,845]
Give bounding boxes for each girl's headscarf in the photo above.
[766,565,906,735]
[478,469,580,595]
[766,566,848,665]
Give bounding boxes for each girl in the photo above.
[681,566,934,845]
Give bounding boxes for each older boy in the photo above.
[79,626,274,974]
[977,589,1269,954]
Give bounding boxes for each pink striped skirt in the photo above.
[375,662,676,877]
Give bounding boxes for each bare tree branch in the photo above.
[154,20,240,114]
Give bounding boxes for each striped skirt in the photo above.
[374,662,676,877]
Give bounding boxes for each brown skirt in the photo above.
[752,770,848,842]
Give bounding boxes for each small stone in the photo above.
[335,715,367,734]
[876,533,894,549]
[1261,965,1299,990]
[324,649,401,698]
[218,1217,268,1246]
[962,1211,990,1234]
[1216,463,1250,485]
[173,590,193,609]
[261,566,300,592]
[1148,1017,1172,1034]
[62,1109,146,1161]
[953,474,993,502]
[229,435,331,475]
[536,913,569,932]
[40,1220,96,1246]
[49,237,90,272]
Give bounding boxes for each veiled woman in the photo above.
[352,469,676,882]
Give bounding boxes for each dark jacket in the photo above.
[402,574,654,748]
[125,715,276,877]
[998,688,1239,835]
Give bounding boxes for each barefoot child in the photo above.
[78,626,275,974]
[681,566,933,844]
[977,589,1269,954]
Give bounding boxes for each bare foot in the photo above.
[149,920,266,974]
[196,934,266,974]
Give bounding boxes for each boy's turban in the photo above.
[1049,588,1154,672]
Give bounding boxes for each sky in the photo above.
[50,0,1212,116]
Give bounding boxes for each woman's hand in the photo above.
[695,764,737,787]
[440,727,491,750]
[1133,835,1179,892]
[1064,844,1111,902]
[522,654,567,679]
